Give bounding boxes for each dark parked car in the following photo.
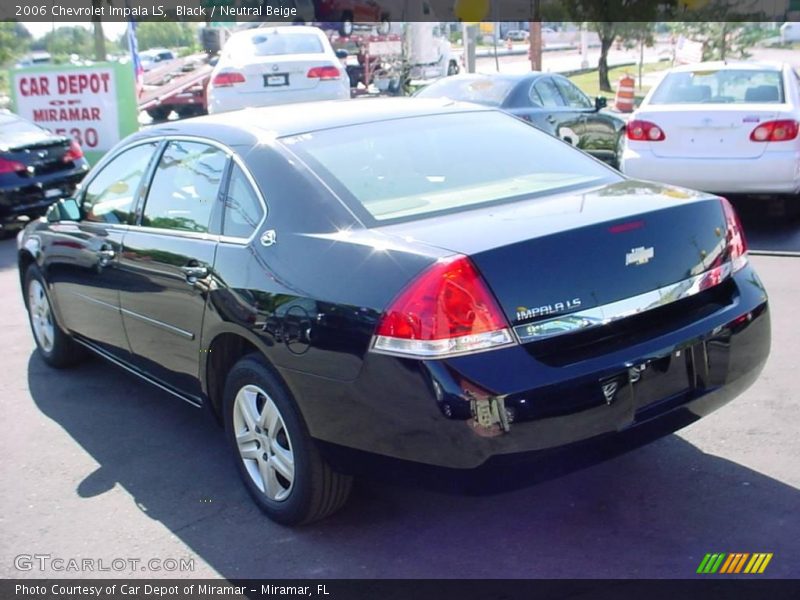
[18,99,770,525]
[416,73,627,167]
[0,111,89,237]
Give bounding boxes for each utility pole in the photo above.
[91,0,106,62]
[528,0,541,71]
[463,23,477,73]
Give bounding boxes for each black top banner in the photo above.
[3,0,799,23]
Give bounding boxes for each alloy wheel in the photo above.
[28,279,54,353]
[233,384,295,502]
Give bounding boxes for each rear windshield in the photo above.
[0,114,43,136]
[225,32,324,59]
[281,111,619,223]
[650,69,785,104]
[415,77,516,106]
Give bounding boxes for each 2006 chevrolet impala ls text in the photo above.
[17,99,770,524]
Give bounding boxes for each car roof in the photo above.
[138,98,494,145]
[439,73,548,83]
[667,60,787,73]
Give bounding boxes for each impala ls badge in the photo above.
[601,381,619,405]
[625,246,654,266]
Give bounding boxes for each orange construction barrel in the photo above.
[615,74,636,113]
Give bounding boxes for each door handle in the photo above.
[180,265,209,281]
[546,115,557,124]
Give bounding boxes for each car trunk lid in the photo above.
[237,55,338,94]
[635,105,785,159]
[377,180,730,329]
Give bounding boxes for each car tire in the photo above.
[223,354,352,525]
[377,17,390,35]
[24,264,86,369]
[447,60,459,76]
[146,106,171,121]
[339,15,354,37]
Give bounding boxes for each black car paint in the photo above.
[0,113,89,232]
[18,101,769,475]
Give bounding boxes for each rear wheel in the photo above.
[24,265,86,368]
[146,106,171,121]
[223,354,352,525]
[339,15,354,37]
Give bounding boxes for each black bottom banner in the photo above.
[3,579,800,600]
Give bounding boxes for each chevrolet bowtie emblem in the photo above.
[625,246,654,266]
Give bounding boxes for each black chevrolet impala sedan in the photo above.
[17,99,770,524]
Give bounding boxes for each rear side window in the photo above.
[650,69,785,104]
[82,142,159,224]
[532,79,565,108]
[141,141,227,233]
[222,164,264,239]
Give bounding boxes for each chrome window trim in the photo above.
[513,259,744,344]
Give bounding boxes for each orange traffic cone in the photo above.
[614,74,636,113]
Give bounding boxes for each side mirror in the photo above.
[335,49,349,60]
[46,197,81,223]
[208,55,219,67]
[595,96,608,111]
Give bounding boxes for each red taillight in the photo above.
[626,119,666,141]
[307,66,341,80]
[0,156,25,174]
[698,198,748,291]
[63,139,83,163]
[212,71,245,87]
[372,256,515,358]
[720,197,747,270]
[749,119,799,142]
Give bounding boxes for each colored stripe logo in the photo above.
[697,553,773,574]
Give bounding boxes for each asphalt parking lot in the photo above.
[0,211,798,580]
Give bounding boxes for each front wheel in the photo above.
[24,265,86,368]
[223,354,352,525]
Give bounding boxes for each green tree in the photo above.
[33,27,95,61]
[0,22,32,65]
[670,22,772,61]
[564,0,659,92]
[135,22,197,51]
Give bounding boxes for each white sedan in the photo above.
[621,61,800,197]
[207,26,350,114]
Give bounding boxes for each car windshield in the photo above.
[649,69,785,104]
[281,111,619,223]
[416,78,516,107]
[225,31,324,59]
[0,114,43,137]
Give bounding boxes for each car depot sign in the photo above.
[11,61,139,164]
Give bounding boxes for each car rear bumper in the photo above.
[0,166,87,226]
[621,148,800,195]
[287,263,770,470]
[207,85,350,114]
